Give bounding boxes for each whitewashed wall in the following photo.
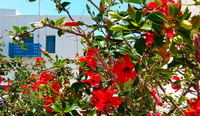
[0,9,93,83]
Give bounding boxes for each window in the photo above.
[24,34,34,43]
[46,36,56,53]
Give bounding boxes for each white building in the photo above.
[0,9,93,82]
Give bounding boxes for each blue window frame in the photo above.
[46,36,56,53]
[24,34,34,43]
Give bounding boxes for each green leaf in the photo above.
[108,12,122,20]
[118,104,126,113]
[167,2,178,17]
[147,12,168,23]
[13,25,20,32]
[134,38,145,55]
[140,22,152,30]
[64,104,72,112]
[29,0,36,2]
[24,111,34,116]
[110,25,124,32]
[21,26,29,31]
[61,2,70,8]
[125,0,142,4]
[135,11,142,23]
[57,30,63,37]
[111,2,120,6]
[167,58,181,68]
[72,82,82,92]
[152,35,164,47]
[132,76,139,87]
[52,103,62,112]
[104,0,112,4]
[127,3,136,20]
[89,109,96,116]
[20,43,27,50]
[97,13,104,21]
[55,17,66,26]
[169,43,178,54]
[155,0,162,6]
[153,69,175,79]
[178,96,187,104]
[130,21,139,27]
[180,7,191,20]
[0,71,5,75]
[194,0,200,5]
[95,35,106,41]
[152,23,162,35]
[31,23,35,28]
[49,20,55,26]
[86,4,92,15]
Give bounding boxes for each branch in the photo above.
[88,0,100,11]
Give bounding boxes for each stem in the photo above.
[193,69,200,98]
[197,74,200,98]
[54,0,74,21]
[153,76,184,115]
[88,0,100,11]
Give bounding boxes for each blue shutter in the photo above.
[46,36,55,53]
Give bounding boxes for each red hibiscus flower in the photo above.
[83,70,94,76]
[83,74,101,88]
[36,57,44,62]
[90,88,122,111]
[43,97,55,113]
[39,95,55,113]
[31,72,54,91]
[35,57,45,64]
[44,106,54,113]
[0,76,2,83]
[112,55,137,84]
[183,98,200,116]
[162,26,176,38]
[155,113,165,116]
[39,72,53,84]
[77,56,87,62]
[87,57,97,67]
[77,48,98,69]
[86,48,98,58]
[21,84,30,94]
[4,80,11,92]
[166,29,175,38]
[149,88,165,106]
[51,81,61,92]
[171,76,181,92]
[147,0,176,16]
[144,32,156,45]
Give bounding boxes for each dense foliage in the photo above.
[0,0,200,115]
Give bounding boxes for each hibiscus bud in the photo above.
[194,34,200,52]
[128,3,136,20]
[180,20,192,30]
[64,21,79,26]
[40,47,51,59]
[193,34,200,62]
[149,88,165,106]
[99,2,104,14]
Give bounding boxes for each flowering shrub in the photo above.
[0,0,200,115]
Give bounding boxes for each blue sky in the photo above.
[0,0,90,15]
[0,0,129,15]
